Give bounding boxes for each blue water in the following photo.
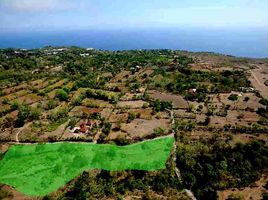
[0,28,268,58]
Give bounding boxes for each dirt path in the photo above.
[250,65,268,99]
[166,109,197,200]
[252,70,262,85]
[15,129,21,143]
[166,109,182,180]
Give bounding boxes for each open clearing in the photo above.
[0,137,174,196]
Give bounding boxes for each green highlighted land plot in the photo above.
[0,137,174,196]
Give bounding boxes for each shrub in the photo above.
[228,94,238,101]
[150,100,172,112]
[2,98,9,105]
[127,112,140,123]
[45,100,59,110]
[257,107,268,119]
[16,104,30,127]
[31,87,38,93]
[29,108,41,120]
[68,117,79,129]
[48,108,68,121]
[153,127,166,135]
[0,90,6,97]
[62,86,70,94]
[102,122,112,135]
[10,102,19,111]
[244,97,250,102]
[71,95,85,106]
[174,120,196,132]
[259,98,268,106]
[56,89,69,101]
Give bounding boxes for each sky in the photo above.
[0,0,268,31]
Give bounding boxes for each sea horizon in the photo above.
[1,27,268,58]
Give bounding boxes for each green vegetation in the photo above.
[150,99,172,112]
[257,107,268,119]
[0,137,174,196]
[15,104,30,127]
[174,120,196,132]
[259,98,268,106]
[56,89,69,101]
[29,107,41,120]
[0,184,12,199]
[177,138,268,199]
[85,89,118,104]
[0,47,267,199]
[228,94,239,101]
[62,165,183,200]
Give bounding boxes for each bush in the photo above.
[263,193,268,200]
[45,100,59,110]
[153,127,166,135]
[150,100,172,112]
[68,117,79,129]
[2,98,9,105]
[48,108,68,121]
[10,102,19,111]
[16,104,30,127]
[244,97,250,102]
[71,95,85,106]
[259,98,268,106]
[127,112,140,123]
[62,86,70,94]
[56,89,69,101]
[102,122,112,135]
[228,94,238,101]
[174,120,196,132]
[29,108,41,120]
[31,87,38,93]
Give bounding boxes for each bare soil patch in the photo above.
[15,94,42,105]
[82,98,113,108]
[107,131,128,140]
[117,100,147,109]
[128,108,153,120]
[210,110,260,127]
[121,119,171,138]
[218,174,268,200]
[108,113,129,123]
[69,106,102,117]
[173,110,196,119]
[148,90,188,109]
[110,70,131,83]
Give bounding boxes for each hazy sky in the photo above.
[1,0,268,31]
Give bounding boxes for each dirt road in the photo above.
[249,65,268,99]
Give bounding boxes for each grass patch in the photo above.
[0,137,174,196]
[45,118,68,132]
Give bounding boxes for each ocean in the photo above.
[0,27,268,58]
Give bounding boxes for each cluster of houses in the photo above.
[43,48,68,55]
[71,120,97,134]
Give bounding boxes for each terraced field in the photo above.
[0,137,174,196]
